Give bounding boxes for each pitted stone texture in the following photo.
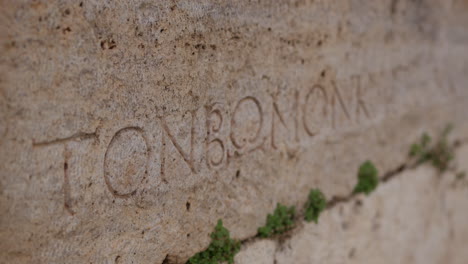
[235,240,277,264]
[1,0,468,263]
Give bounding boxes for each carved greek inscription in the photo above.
[352,75,371,122]
[33,70,385,214]
[103,127,149,198]
[270,91,299,149]
[159,110,197,174]
[205,103,226,169]
[230,96,264,150]
[330,81,351,129]
[33,132,97,215]
[302,84,328,137]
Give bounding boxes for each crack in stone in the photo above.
[237,161,412,249]
[234,138,466,260]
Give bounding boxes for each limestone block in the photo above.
[1,0,468,263]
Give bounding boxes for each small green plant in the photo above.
[353,160,379,195]
[187,220,240,264]
[409,132,432,159]
[304,189,327,223]
[258,203,295,238]
[409,125,455,172]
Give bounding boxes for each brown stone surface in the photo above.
[1,0,468,263]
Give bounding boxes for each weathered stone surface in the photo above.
[235,240,277,264]
[1,0,468,263]
[236,145,468,264]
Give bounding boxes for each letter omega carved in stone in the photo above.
[230,96,264,150]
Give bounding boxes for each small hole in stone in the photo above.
[162,255,170,264]
[186,201,191,211]
[342,221,349,230]
[236,170,240,178]
[355,199,362,207]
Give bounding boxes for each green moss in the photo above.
[409,125,455,172]
[353,160,379,195]
[187,220,240,264]
[304,189,327,223]
[258,203,295,238]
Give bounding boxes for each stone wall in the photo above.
[1,0,468,263]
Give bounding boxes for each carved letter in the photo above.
[33,132,97,215]
[205,103,226,168]
[230,96,264,150]
[159,110,197,174]
[353,75,371,122]
[271,91,299,149]
[103,127,149,198]
[303,84,328,136]
[330,81,350,129]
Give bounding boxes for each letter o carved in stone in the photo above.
[103,127,149,198]
[303,85,327,136]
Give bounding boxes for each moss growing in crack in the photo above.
[187,220,240,264]
[409,125,455,172]
[258,203,295,238]
[353,160,379,195]
[304,189,327,223]
[409,132,432,159]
